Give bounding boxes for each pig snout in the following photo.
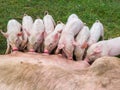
[12,47,18,51]
[44,49,49,53]
[29,48,35,52]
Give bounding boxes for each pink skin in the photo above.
[29,49,35,52]
[88,20,104,46]
[56,18,83,60]
[12,47,18,51]
[3,51,90,70]
[44,49,49,53]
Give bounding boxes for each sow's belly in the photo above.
[0,51,90,70]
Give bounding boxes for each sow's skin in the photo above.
[0,52,120,90]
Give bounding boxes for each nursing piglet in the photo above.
[87,20,104,46]
[74,24,90,60]
[43,11,56,37]
[86,37,120,62]
[21,14,33,50]
[0,19,22,54]
[44,22,65,54]
[28,18,45,52]
[56,18,84,60]
[67,14,79,22]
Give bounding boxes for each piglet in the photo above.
[87,20,104,46]
[86,37,120,62]
[21,14,33,50]
[67,14,79,22]
[74,24,90,60]
[0,19,22,54]
[43,11,56,38]
[56,18,84,60]
[28,18,45,52]
[44,21,65,54]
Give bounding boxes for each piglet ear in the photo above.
[94,46,101,53]
[81,41,88,49]
[41,32,44,37]
[54,33,59,40]
[57,30,62,33]
[17,32,22,36]
[0,30,8,38]
[72,40,78,46]
[44,31,47,38]
[22,27,30,36]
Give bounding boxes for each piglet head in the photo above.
[86,44,102,62]
[28,32,44,52]
[7,32,23,51]
[44,33,59,54]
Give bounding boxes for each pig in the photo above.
[43,11,56,37]
[87,20,104,46]
[74,24,90,60]
[28,18,45,52]
[44,21,65,54]
[56,18,84,60]
[0,52,120,90]
[67,13,79,22]
[0,19,22,54]
[86,37,120,62]
[21,14,33,51]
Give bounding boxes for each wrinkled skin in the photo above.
[86,37,120,62]
[0,19,22,54]
[0,52,120,90]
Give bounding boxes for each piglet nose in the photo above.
[12,47,18,51]
[44,49,49,53]
[29,49,35,52]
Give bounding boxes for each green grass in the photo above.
[0,0,120,54]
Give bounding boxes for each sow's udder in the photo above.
[5,51,90,70]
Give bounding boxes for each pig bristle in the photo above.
[44,11,49,15]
